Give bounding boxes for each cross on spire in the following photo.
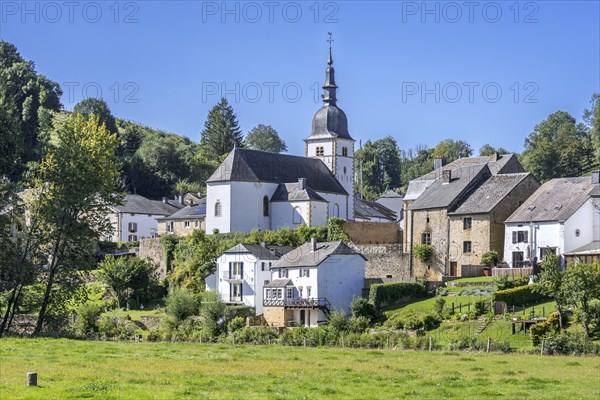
[327,32,334,65]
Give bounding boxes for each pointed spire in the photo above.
[323,32,337,106]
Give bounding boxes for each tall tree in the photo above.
[73,98,118,134]
[355,136,402,198]
[522,111,593,181]
[245,124,287,153]
[562,262,600,337]
[432,139,473,162]
[533,254,567,330]
[479,144,509,156]
[399,145,434,188]
[200,98,243,159]
[0,41,62,178]
[32,113,123,333]
[582,93,600,170]
[0,105,18,176]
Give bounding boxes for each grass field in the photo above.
[1,338,599,399]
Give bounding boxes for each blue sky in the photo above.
[2,1,599,156]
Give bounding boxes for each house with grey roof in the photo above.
[504,172,600,268]
[354,198,398,222]
[403,154,538,279]
[156,197,207,236]
[375,191,404,220]
[263,238,366,327]
[205,243,293,315]
[106,194,184,242]
[204,46,355,233]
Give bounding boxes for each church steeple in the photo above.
[323,33,337,106]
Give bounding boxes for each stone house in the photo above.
[504,173,600,267]
[263,239,366,327]
[156,197,206,236]
[403,154,537,279]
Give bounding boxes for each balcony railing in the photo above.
[222,271,243,281]
[228,296,242,304]
[263,298,331,309]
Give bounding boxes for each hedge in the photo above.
[491,284,550,307]
[369,282,428,310]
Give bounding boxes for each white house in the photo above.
[205,243,292,315]
[205,45,355,234]
[503,173,600,267]
[263,239,366,327]
[106,194,183,242]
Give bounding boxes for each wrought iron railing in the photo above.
[263,298,331,309]
[222,271,243,280]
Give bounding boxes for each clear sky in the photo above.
[2,1,599,156]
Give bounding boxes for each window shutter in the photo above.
[512,231,517,244]
[524,232,528,243]
[306,269,310,277]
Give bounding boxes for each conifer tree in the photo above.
[200,98,243,159]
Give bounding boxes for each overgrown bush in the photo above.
[74,302,102,335]
[530,311,561,345]
[492,284,549,307]
[328,310,349,333]
[494,275,528,291]
[199,291,226,337]
[232,326,278,344]
[227,316,246,333]
[369,281,428,310]
[350,297,376,321]
[384,310,441,331]
[481,250,500,267]
[474,299,487,316]
[543,331,600,356]
[165,287,199,322]
[413,244,434,263]
[348,316,370,333]
[434,298,446,317]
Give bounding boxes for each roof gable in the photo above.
[113,194,182,215]
[223,243,293,260]
[272,241,366,268]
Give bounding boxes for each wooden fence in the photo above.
[492,267,533,277]
[459,265,490,278]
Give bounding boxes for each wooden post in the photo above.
[429,337,432,351]
[387,335,390,350]
[303,337,306,347]
[341,335,345,348]
[542,307,545,318]
[452,303,455,313]
[540,339,545,356]
[27,372,37,387]
[459,303,462,313]
[199,335,202,345]
[486,337,491,353]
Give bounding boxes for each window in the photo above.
[342,147,348,157]
[292,207,302,224]
[306,287,311,298]
[184,220,190,228]
[263,196,269,217]
[512,251,524,267]
[276,288,283,299]
[333,203,339,218]
[286,288,293,299]
[540,247,557,261]
[128,222,137,233]
[128,234,137,242]
[299,268,310,277]
[299,287,303,298]
[421,232,431,245]
[343,166,347,174]
[278,269,288,279]
[386,274,393,279]
[214,200,221,217]
[316,146,325,156]
[463,217,472,230]
[229,262,243,278]
[512,230,528,244]
[265,289,272,300]
[575,229,581,237]
[261,262,267,271]
[167,221,174,232]
[230,283,242,301]
[195,220,200,228]
[463,241,472,253]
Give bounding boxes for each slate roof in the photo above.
[264,279,292,288]
[404,154,523,201]
[380,190,404,198]
[354,198,397,221]
[156,200,207,221]
[505,177,595,223]
[449,173,534,215]
[271,182,327,202]
[223,243,293,260]
[565,241,600,255]
[113,194,183,215]
[408,164,491,211]
[272,241,366,268]
[207,148,348,195]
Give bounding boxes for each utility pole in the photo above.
[359,140,364,199]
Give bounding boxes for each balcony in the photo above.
[222,271,243,282]
[228,296,243,304]
[264,298,331,309]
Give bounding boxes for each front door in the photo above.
[450,262,458,277]
[299,310,305,326]
[512,251,524,267]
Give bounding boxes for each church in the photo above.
[205,44,355,233]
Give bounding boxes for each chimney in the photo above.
[592,171,600,184]
[298,177,306,190]
[490,152,500,162]
[162,197,168,203]
[310,237,317,252]
[178,195,184,205]
[442,170,452,184]
[434,157,446,170]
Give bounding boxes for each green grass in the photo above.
[450,276,496,284]
[1,338,599,399]
[428,321,534,351]
[384,295,490,315]
[101,307,164,321]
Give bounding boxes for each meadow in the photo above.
[1,338,599,399]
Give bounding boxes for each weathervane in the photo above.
[327,32,334,65]
[327,32,334,48]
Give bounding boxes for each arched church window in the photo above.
[292,207,302,224]
[333,203,339,218]
[342,147,348,157]
[214,200,222,217]
[343,166,347,174]
[263,196,269,217]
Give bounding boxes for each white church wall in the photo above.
[310,201,329,227]
[230,181,279,232]
[318,192,349,220]
[206,182,231,233]
[271,201,310,229]
[306,139,335,171]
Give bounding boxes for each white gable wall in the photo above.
[271,201,311,229]
[564,200,595,253]
[316,254,365,315]
[318,192,349,220]
[206,182,231,233]
[504,221,564,267]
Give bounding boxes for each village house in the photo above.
[105,194,183,242]
[204,46,355,234]
[504,172,600,268]
[403,154,538,279]
[263,238,366,327]
[354,198,398,222]
[156,196,206,236]
[205,243,292,315]
[375,190,404,220]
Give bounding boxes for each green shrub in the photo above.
[328,310,349,333]
[165,287,199,322]
[530,311,561,346]
[474,299,487,316]
[543,331,600,356]
[232,326,278,344]
[492,284,550,307]
[481,250,500,267]
[369,281,428,310]
[434,298,446,317]
[494,275,528,291]
[348,316,371,333]
[383,310,440,331]
[350,297,376,321]
[227,316,246,333]
[413,244,434,263]
[74,303,102,335]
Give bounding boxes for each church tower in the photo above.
[305,35,354,220]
